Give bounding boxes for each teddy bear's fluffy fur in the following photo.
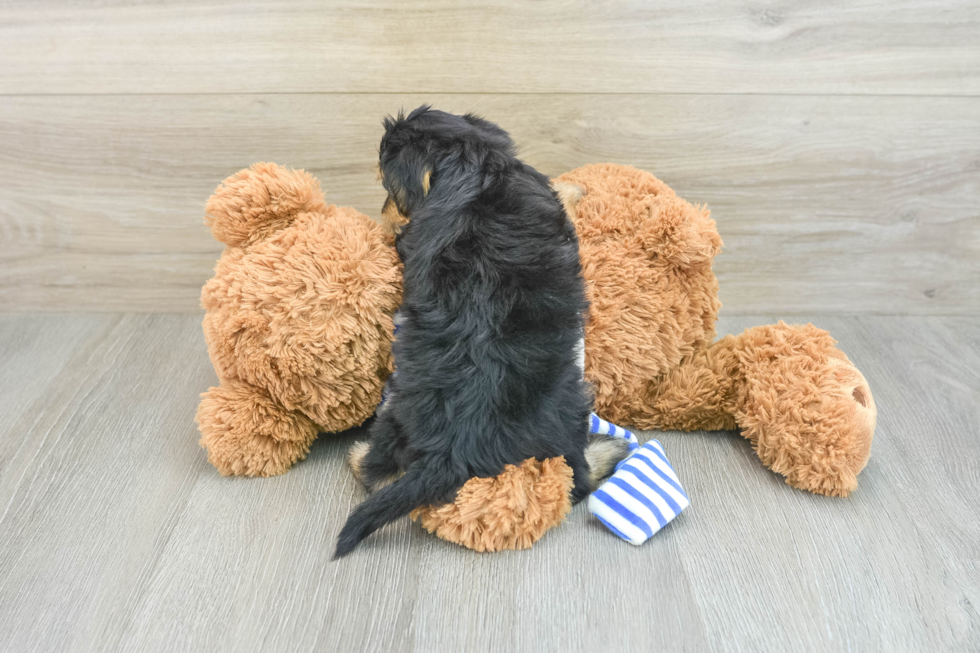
[552,164,722,425]
[637,322,876,496]
[197,164,402,476]
[557,165,876,497]
[196,161,876,551]
[410,457,574,552]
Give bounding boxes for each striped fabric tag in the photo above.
[590,413,639,455]
[588,414,690,545]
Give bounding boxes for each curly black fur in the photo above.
[334,107,615,558]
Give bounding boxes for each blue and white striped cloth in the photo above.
[589,413,640,454]
[588,414,690,545]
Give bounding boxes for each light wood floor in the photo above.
[0,314,976,652]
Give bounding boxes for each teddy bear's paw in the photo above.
[735,324,877,498]
[786,358,876,497]
[410,457,574,552]
[205,162,328,248]
[196,380,319,477]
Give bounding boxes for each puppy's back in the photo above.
[391,113,588,472]
[335,109,590,558]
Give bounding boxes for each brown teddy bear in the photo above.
[196,162,876,551]
[196,163,402,477]
[555,165,876,499]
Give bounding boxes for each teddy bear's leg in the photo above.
[196,379,319,477]
[629,336,742,433]
[630,324,876,497]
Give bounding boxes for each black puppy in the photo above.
[334,107,627,557]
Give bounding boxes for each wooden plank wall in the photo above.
[1,1,977,313]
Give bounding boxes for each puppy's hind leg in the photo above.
[565,419,632,503]
[565,449,595,504]
[349,410,408,492]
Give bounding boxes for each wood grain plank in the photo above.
[0,315,128,506]
[1,93,977,314]
[0,315,109,436]
[1,0,978,96]
[0,314,217,652]
[114,430,429,653]
[407,503,710,653]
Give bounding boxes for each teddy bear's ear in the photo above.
[642,196,723,267]
[204,162,329,247]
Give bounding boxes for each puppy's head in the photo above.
[378,106,515,235]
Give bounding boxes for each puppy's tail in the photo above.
[585,432,632,491]
[333,463,456,559]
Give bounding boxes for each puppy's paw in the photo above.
[347,441,371,484]
[585,436,632,490]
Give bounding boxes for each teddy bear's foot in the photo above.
[734,323,877,498]
[753,363,876,498]
[410,457,574,552]
[196,379,319,477]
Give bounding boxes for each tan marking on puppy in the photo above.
[369,471,404,492]
[381,195,409,237]
[347,440,405,491]
[551,181,585,221]
[347,441,370,483]
[422,169,432,195]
